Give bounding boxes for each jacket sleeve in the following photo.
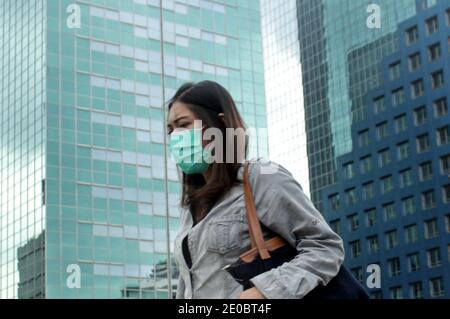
[175,274,185,299]
[248,159,345,299]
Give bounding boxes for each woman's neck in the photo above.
[202,165,213,183]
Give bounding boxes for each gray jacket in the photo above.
[173,157,344,299]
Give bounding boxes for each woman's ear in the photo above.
[218,112,225,124]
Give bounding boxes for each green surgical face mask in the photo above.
[168,127,212,175]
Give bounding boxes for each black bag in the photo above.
[224,162,370,299]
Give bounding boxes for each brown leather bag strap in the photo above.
[243,162,271,260]
[243,162,258,248]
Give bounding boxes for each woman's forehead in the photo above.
[168,101,194,122]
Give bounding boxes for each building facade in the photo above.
[260,0,309,196]
[297,0,419,212]
[322,1,450,298]
[1,0,268,298]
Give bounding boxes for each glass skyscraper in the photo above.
[294,0,450,298]
[297,0,419,212]
[1,0,268,299]
[322,0,450,298]
[1,0,46,299]
[260,0,310,196]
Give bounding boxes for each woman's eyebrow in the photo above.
[172,116,191,123]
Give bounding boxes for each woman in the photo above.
[166,80,345,299]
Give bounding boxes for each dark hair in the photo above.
[167,80,248,223]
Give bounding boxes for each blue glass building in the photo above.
[322,1,450,299]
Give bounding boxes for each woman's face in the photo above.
[167,101,207,146]
[167,101,197,132]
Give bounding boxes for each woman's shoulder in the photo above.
[243,157,297,190]
[246,156,291,175]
